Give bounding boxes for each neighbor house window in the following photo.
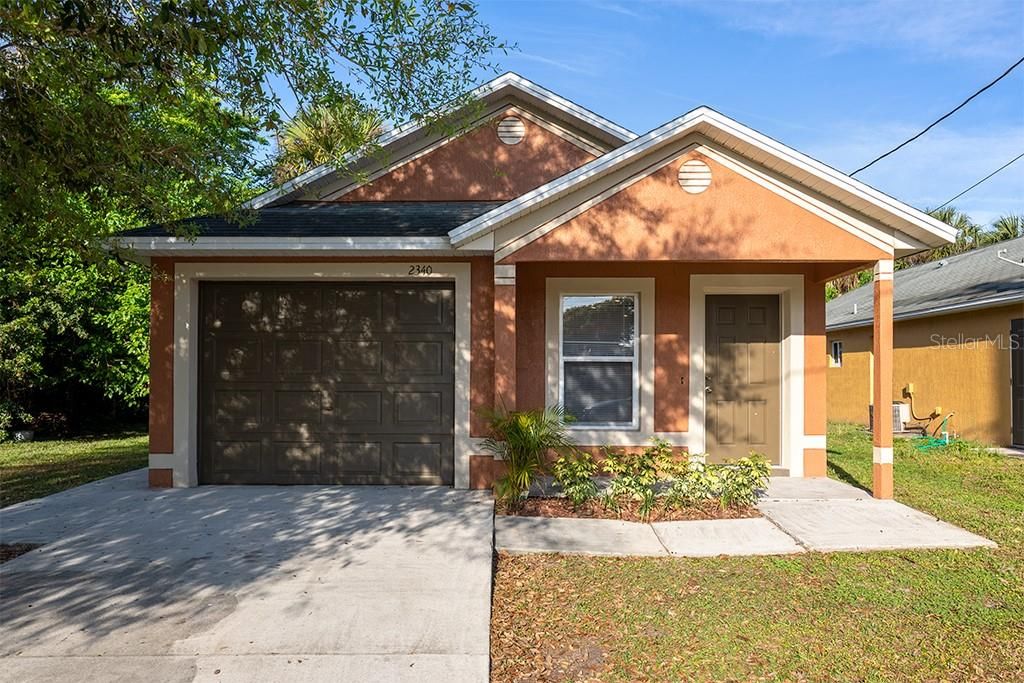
[560,294,638,428]
[830,340,843,368]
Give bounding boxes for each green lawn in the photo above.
[0,433,148,507]
[491,424,1024,682]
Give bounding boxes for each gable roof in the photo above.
[246,72,636,210]
[448,106,957,255]
[826,236,1024,330]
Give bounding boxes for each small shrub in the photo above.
[602,438,674,521]
[481,406,576,510]
[718,454,771,508]
[663,456,721,508]
[551,452,599,508]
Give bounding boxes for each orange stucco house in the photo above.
[120,73,955,499]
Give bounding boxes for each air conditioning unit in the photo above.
[892,402,910,433]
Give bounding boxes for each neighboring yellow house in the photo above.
[826,236,1024,448]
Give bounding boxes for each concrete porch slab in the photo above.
[758,499,997,552]
[764,476,871,500]
[494,516,665,556]
[652,518,804,556]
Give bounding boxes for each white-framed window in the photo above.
[559,294,639,429]
[830,340,843,368]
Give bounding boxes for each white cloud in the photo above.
[684,0,1023,60]
[803,122,1024,224]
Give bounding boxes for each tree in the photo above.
[273,98,385,184]
[0,0,508,266]
[826,209,1024,300]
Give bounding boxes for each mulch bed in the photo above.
[0,543,41,564]
[498,497,760,522]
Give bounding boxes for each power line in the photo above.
[933,152,1024,211]
[850,55,1024,176]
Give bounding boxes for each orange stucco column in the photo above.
[494,265,517,411]
[872,259,894,499]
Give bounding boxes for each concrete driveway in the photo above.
[0,470,495,682]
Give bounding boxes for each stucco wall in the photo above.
[827,303,1020,446]
[339,107,597,202]
[499,149,890,264]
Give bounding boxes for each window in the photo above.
[560,294,638,428]
[830,340,843,368]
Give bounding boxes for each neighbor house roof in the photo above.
[449,106,957,255]
[826,236,1024,330]
[244,72,637,210]
[118,201,503,256]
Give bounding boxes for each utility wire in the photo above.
[850,55,1024,176]
[932,152,1024,211]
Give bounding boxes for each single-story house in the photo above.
[826,236,1024,448]
[119,73,956,499]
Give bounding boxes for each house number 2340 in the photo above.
[408,265,433,275]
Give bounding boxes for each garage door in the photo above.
[199,282,455,485]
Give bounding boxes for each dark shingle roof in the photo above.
[826,236,1024,329]
[121,201,506,238]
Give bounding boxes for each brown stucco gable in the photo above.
[339,108,598,202]
[499,150,892,263]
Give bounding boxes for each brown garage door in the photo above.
[199,282,455,485]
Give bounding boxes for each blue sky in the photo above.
[474,0,1023,224]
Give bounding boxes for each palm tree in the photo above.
[273,98,384,184]
[991,214,1023,241]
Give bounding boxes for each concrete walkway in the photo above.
[1,470,495,682]
[496,477,996,557]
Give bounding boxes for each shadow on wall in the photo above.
[0,471,492,650]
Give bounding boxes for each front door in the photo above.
[1012,318,1023,447]
[705,295,781,463]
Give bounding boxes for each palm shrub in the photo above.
[481,406,577,509]
[551,452,599,509]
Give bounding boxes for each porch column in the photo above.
[494,264,517,411]
[872,258,894,499]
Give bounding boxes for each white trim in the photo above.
[119,235,461,257]
[494,265,516,285]
[874,259,894,281]
[148,453,190,488]
[545,278,656,443]
[449,107,954,249]
[803,434,827,450]
[873,446,894,464]
[830,339,844,368]
[172,262,473,488]
[245,72,635,209]
[689,274,805,476]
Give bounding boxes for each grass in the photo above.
[491,423,1024,682]
[0,432,148,507]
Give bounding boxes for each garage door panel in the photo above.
[327,340,384,377]
[206,286,268,333]
[272,286,324,331]
[324,288,385,334]
[272,338,323,378]
[200,282,455,486]
[208,337,264,381]
[272,442,323,476]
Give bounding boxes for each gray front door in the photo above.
[705,295,782,463]
[199,282,455,485]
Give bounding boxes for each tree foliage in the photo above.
[0,0,508,265]
[273,98,385,184]
[826,209,1023,300]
